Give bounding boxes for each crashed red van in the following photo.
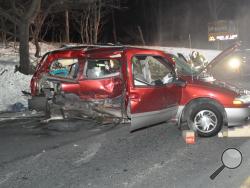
[30,44,250,137]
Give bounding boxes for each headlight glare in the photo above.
[234,95,250,105]
[228,58,241,70]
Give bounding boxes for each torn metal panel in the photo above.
[78,76,123,100]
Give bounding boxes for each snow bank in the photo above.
[0,43,58,111]
[0,61,32,111]
[0,43,220,112]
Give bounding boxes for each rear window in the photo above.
[85,59,120,79]
[49,58,79,79]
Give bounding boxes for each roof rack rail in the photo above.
[41,43,127,57]
[59,43,125,50]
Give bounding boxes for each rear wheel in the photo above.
[186,103,223,137]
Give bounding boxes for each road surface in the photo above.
[0,119,249,188]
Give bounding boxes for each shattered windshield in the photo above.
[169,54,198,76]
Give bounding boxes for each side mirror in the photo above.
[174,78,186,87]
[154,79,164,86]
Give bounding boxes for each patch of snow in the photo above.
[0,62,32,111]
[0,42,60,112]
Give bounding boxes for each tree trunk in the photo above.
[85,9,90,44]
[34,35,41,57]
[80,21,84,43]
[14,23,17,49]
[157,0,163,44]
[137,26,145,45]
[65,10,70,43]
[2,32,7,48]
[112,9,117,43]
[18,21,30,75]
[0,18,7,48]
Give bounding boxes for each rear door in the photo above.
[78,58,123,100]
[128,53,181,131]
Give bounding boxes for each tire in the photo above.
[186,103,223,137]
[28,96,48,112]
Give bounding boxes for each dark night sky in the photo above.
[39,0,250,48]
[105,0,250,48]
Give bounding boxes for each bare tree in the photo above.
[0,17,8,47]
[137,26,145,45]
[65,9,70,43]
[75,0,103,44]
[0,0,94,74]
[30,1,59,57]
[208,0,225,20]
[111,9,117,43]
[0,0,41,74]
[30,1,76,57]
[72,0,122,44]
[30,11,48,57]
[119,25,143,44]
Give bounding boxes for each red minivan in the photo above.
[30,44,250,137]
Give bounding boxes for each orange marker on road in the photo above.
[182,130,196,144]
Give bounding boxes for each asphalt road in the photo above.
[0,119,249,188]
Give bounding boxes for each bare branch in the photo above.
[41,16,54,40]
[11,0,25,18]
[24,0,42,20]
[0,28,18,38]
[216,0,226,16]
[0,6,20,24]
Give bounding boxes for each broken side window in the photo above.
[49,58,79,78]
[132,55,174,86]
[85,59,120,79]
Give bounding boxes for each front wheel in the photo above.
[187,103,223,137]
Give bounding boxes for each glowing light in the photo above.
[216,34,238,40]
[208,34,238,41]
[228,58,241,70]
[233,100,243,105]
[208,36,216,41]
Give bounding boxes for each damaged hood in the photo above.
[197,42,241,76]
[212,80,250,95]
[182,75,250,96]
[194,42,250,94]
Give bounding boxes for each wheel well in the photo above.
[180,98,228,126]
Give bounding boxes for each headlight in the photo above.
[233,100,243,105]
[233,95,250,105]
[228,58,241,70]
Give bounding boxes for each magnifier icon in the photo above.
[210,148,242,180]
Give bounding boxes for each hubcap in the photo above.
[193,110,218,133]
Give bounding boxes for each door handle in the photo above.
[130,93,141,102]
